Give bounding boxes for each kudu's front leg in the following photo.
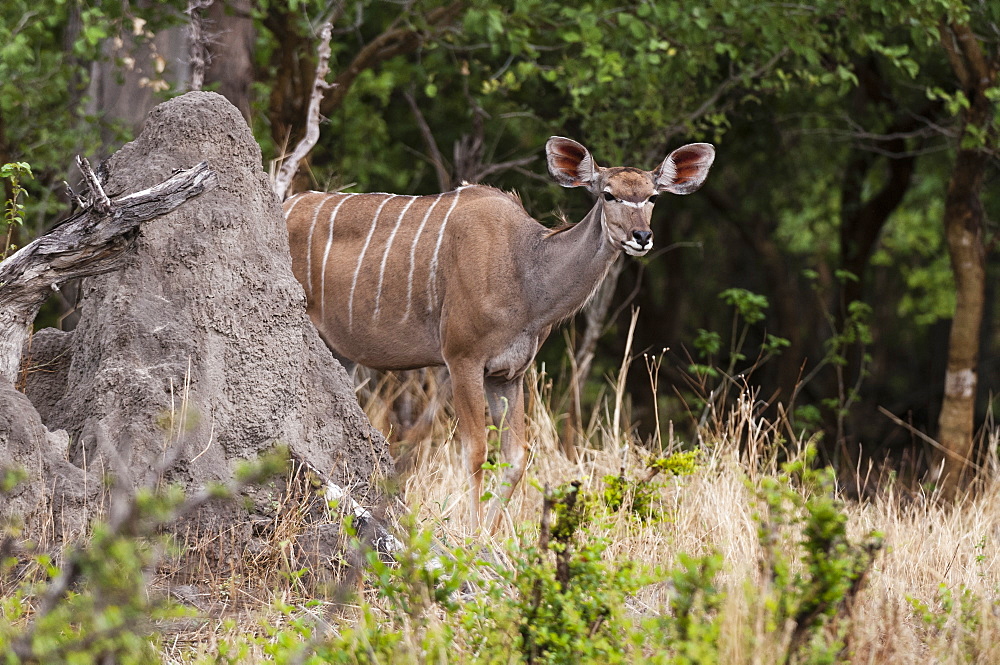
[448,360,489,530]
[485,375,527,533]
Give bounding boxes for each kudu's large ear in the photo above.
[654,143,715,195]
[546,136,599,192]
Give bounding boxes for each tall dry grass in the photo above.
[123,340,998,663]
[352,354,1000,664]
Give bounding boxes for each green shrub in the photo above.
[1,161,32,261]
[601,449,700,521]
[0,450,288,664]
[753,448,883,663]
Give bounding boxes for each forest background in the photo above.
[2,0,998,492]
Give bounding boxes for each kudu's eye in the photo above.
[602,192,616,202]
[648,194,659,204]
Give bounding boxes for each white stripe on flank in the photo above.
[318,194,356,319]
[282,191,312,218]
[308,193,340,297]
[427,190,462,311]
[349,195,396,329]
[374,196,418,321]
[402,193,444,321]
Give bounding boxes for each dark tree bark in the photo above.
[834,63,927,456]
[203,0,256,120]
[264,2,464,173]
[702,188,809,407]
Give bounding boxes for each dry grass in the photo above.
[352,360,1000,664]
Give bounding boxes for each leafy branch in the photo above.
[1,161,32,262]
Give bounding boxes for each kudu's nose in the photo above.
[632,230,653,246]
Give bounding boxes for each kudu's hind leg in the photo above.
[448,360,489,530]
[485,375,527,532]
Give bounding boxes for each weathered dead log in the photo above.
[0,160,217,383]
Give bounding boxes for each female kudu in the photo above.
[284,137,715,530]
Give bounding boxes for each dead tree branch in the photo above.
[273,21,334,201]
[0,160,217,383]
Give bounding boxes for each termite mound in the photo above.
[12,92,391,576]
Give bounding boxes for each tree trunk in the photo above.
[935,21,995,495]
[85,24,189,146]
[936,142,987,492]
[204,0,256,121]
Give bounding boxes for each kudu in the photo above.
[283,137,715,530]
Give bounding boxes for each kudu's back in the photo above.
[283,185,530,371]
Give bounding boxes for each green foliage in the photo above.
[908,583,986,660]
[7,532,186,664]
[792,404,824,433]
[684,287,790,418]
[0,467,27,495]
[754,448,883,662]
[654,551,726,664]
[1,161,32,260]
[870,181,955,326]
[602,450,700,521]
[0,449,287,663]
[719,288,769,325]
[181,493,658,664]
[693,329,722,359]
[0,499,190,664]
[4,0,994,464]
[0,1,183,248]
[504,484,648,664]
[648,449,701,477]
[12,451,996,664]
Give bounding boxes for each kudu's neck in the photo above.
[528,199,621,325]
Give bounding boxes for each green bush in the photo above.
[753,448,883,663]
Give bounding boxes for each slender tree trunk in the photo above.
[935,21,995,495]
[936,140,987,492]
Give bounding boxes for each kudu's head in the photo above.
[546,137,715,256]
